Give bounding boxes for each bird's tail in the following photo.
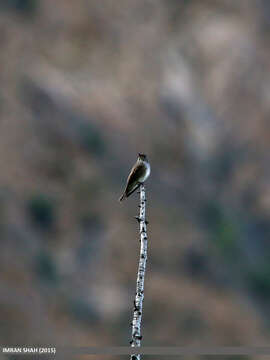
[118,192,127,202]
[118,183,140,202]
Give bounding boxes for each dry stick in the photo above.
[130,184,148,360]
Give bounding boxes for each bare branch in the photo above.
[130,184,148,360]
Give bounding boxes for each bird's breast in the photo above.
[140,162,151,182]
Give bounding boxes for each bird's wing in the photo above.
[125,163,145,195]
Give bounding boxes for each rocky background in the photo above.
[1,0,270,359]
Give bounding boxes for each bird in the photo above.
[119,153,151,201]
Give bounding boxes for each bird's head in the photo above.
[138,153,147,161]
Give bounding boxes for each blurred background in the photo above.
[1,0,270,359]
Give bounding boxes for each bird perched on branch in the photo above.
[119,153,151,201]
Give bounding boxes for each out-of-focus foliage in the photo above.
[27,194,56,230]
[0,0,38,15]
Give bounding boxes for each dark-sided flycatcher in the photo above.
[119,153,151,201]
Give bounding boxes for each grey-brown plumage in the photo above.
[119,154,151,201]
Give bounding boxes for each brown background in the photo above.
[1,1,270,359]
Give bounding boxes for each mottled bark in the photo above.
[130,184,148,360]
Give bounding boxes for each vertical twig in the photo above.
[130,184,148,360]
